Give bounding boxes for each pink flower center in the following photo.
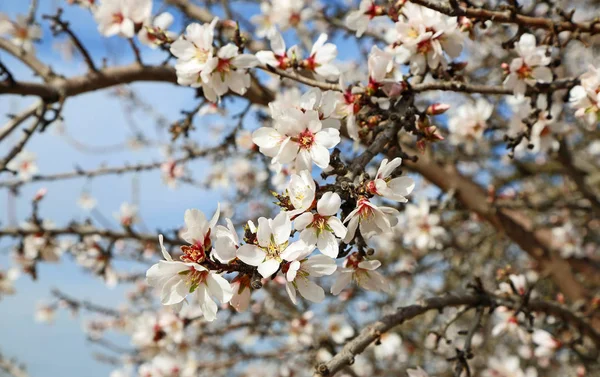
[180,230,211,263]
[296,129,315,149]
[216,58,232,74]
[516,63,532,80]
[112,12,124,25]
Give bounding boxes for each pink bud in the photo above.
[426,103,450,115]
[34,188,47,201]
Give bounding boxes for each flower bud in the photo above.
[426,103,451,115]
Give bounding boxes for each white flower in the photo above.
[328,315,355,344]
[391,3,465,74]
[503,34,552,98]
[200,44,259,102]
[236,212,304,277]
[34,303,56,323]
[6,150,38,181]
[331,254,390,295]
[296,88,343,129]
[294,192,347,258]
[303,34,340,79]
[252,108,341,171]
[114,202,138,226]
[532,329,561,358]
[0,267,19,297]
[366,158,415,202]
[529,105,563,153]
[401,200,446,250]
[491,306,529,342]
[407,367,429,377]
[374,332,402,360]
[552,222,584,258]
[368,45,394,84]
[448,99,494,154]
[345,0,383,37]
[497,274,527,296]
[343,197,400,242]
[334,81,362,141]
[285,170,316,217]
[0,14,42,52]
[77,192,97,211]
[256,31,299,70]
[483,355,529,377]
[146,235,232,321]
[569,65,600,128]
[138,12,175,48]
[280,246,337,304]
[230,158,268,194]
[95,0,152,38]
[170,19,218,86]
[180,206,220,262]
[250,2,277,39]
[131,310,184,348]
[160,159,185,189]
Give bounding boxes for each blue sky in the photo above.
[0,1,227,376]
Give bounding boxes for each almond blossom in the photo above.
[170,19,217,86]
[138,12,175,48]
[280,246,337,304]
[551,222,584,258]
[236,212,305,278]
[569,65,600,128]
[331,254,390,295]
[0,267,19,298]
[200,44,259,102]
[448,99,494,154]
[532,329,561,358]
[160,159,185,189]
[401,200,446,250]
[77,192,97,211]
[0,14,42,52]
[345,0,385,37]
[252,108,341,171]
[390,3,466,74]
[256,31,299,70]
[146,233,232,321]
[497,274,527,296]
[343,197,400,242]
[503,34,552,98]
[301,34,340,79]
[95,0,152,38]
[366,158,415,202]
[328,315,355,344]
[491,306,529,342]
[285,170,316,217]
[6,150,38,181]
[294,192,347,258]
[114,202,138,227]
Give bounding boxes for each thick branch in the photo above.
[403,152,590,302]
[410,0,600,34]
[0,64,273,106]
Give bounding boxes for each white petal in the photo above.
[236,244,266,266]
[257,258,281,277]
[317,192,341,216]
